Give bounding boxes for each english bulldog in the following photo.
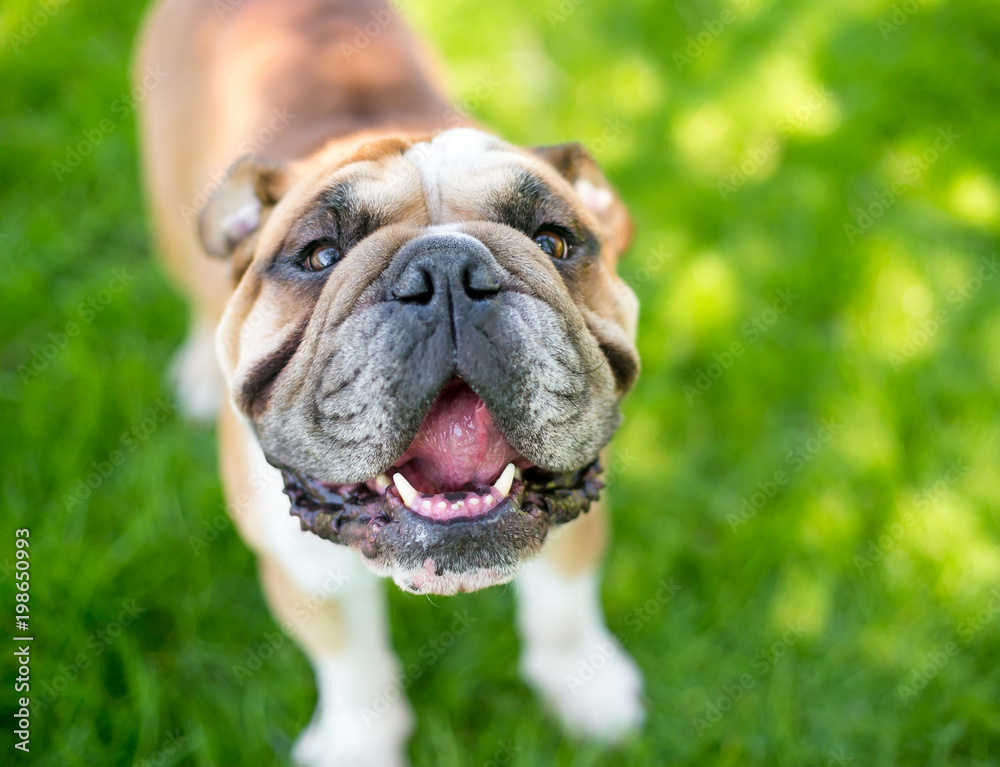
[135,0,643,763]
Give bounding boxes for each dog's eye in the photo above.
[302,244,341,272]
[533,229,568,260]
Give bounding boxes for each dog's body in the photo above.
[136,1,643,763]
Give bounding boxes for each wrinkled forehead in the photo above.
[286,128,580,232]
[404,128,553,222]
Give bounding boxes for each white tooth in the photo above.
[514,467,523,481]
[393,473,417,507]
[375,474,391,491]
[495,463,516,497]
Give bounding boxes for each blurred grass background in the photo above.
[2,0,1000,764]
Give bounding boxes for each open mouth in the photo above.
[269,379,604,590]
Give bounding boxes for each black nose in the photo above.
[390,234,502,306]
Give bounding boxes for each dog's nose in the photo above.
[390,234,501,306]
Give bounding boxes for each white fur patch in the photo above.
[237,417,377,599]
[388,556,516,595]
[404,128,509,222]
[169,319,223,421]
[516,559,645,742]
[292,604,412,767]
[220,199,261,249]
[232,419,411,765]
[574,178,613,213]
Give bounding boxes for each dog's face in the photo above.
[202,128,638,594]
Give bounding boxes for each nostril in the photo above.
[392,265,434,304]
[390,247,501,306]
[463,264,501,301]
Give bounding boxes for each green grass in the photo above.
[2,0,1000,764]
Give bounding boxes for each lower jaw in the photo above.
[276,459,604,593]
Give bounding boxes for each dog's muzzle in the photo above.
[264,233,611,593]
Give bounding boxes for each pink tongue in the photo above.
[401,381,520,492]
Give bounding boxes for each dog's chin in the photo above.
[267,380,605,595]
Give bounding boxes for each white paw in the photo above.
[521,630,645,743]
[168,322,223,421]
[292,690,413,767]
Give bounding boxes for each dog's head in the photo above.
[202,128,638,594]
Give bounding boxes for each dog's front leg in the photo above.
[516,503,645,742]
[258,556,413,767]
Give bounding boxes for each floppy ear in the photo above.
[198,156,294,259]
[531,142,633,256]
